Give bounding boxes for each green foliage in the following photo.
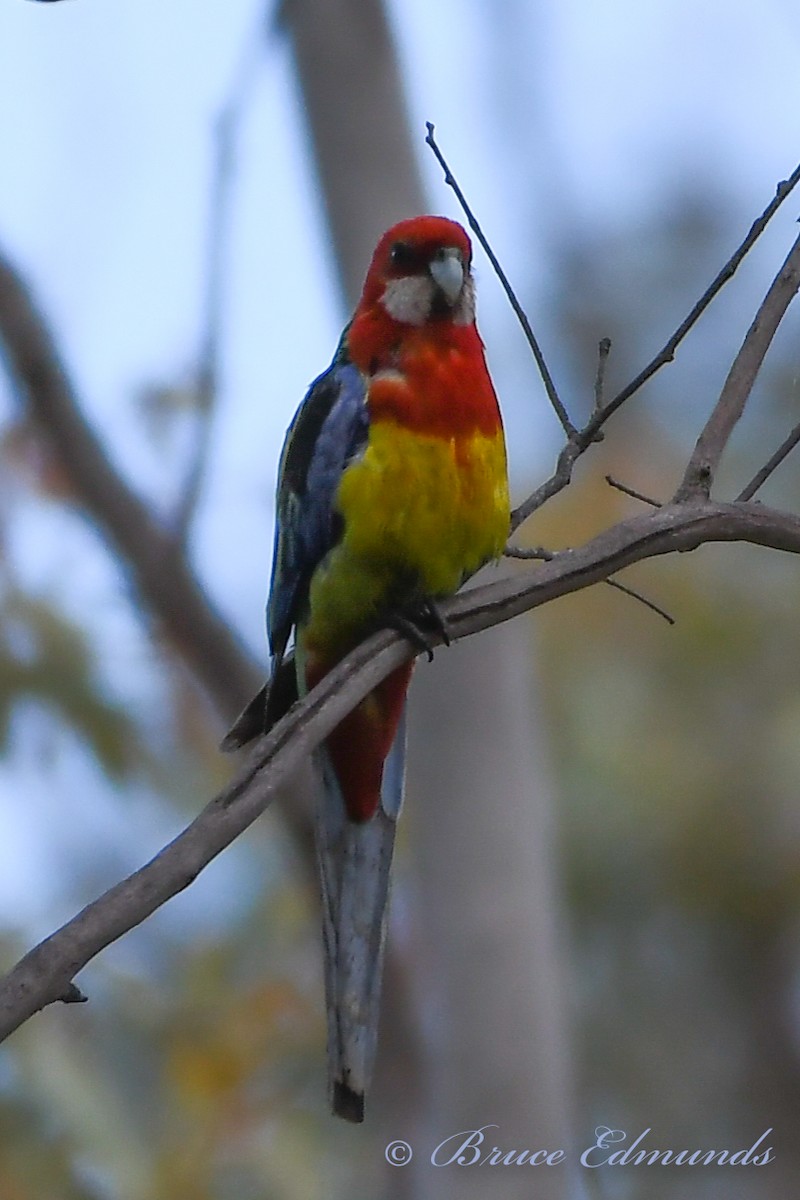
[0,586,145,780]
[0,876,344,1200]
[528,197,800,1187]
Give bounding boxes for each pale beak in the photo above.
[429,249,464,305]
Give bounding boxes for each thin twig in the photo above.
[675,231,800,502]
[173,35,262,544]
[593,337,612,414]
[510,439,583,532]
[425,122,575,438]
[605,576,675,625]
[605,475,662,508]
[582,160,800,442]
[510,160,800,534]
[505,539,672,622]
[737,419,800,502]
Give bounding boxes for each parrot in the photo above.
[223,215,509,1122]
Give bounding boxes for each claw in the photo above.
[387,613,436,661]
[421,598,452,647]
[387,597,451,661]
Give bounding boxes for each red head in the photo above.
[356,216,476,329]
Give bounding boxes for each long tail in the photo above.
[315,701,407,1123]
[222,650,409,1121]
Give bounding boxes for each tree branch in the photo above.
[425,122,575,438]
[173,31,262,544]
[737,418,800,502]
[510,160,800,533]
[593,336,612,415]
[605,474,662,508]
[603,577,675,625]
[584,161,800,438]
[2,497,800,1041]
[0,245,259,718]
[675,231,800,501]
[0,240,323,871]
[510,437,584,533]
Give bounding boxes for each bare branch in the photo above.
[510,438,583,532]
[604,576,675,625]
[510,161,800,533]
[173,36,262,544]
[2,497,800,1040]
[675,232,800,501]
[737,419,800,502]
[0,241,328,887]
[0,247,260,718]
[583,161,800,440]
[281,0,428,308]
[593,336,612,415]
[605,474,662,508]
[425,122,575,438]
[505,541,674,622]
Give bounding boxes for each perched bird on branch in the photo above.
[224,215,509,1121]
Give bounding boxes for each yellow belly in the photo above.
[303,419,509,652]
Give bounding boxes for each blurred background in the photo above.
[1,1,800,1197]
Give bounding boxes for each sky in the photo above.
[1,0,800,931]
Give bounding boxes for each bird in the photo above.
[223,215,509,1122]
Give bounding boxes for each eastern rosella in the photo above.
[224,216,509,1121]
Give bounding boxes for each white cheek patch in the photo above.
[381,276,435,325]
[380,271,477,326]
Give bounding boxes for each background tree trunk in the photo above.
[407,618,573,1199]
[281,2,573,1189]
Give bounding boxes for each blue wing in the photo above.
[267,345,368,663]
[221,342,367,750]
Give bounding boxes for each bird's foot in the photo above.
[387,598,451,662]
[420,597,452,647]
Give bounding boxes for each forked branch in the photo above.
[2,498,800,1041]
[425,126,800,525]
[675,231,800,501]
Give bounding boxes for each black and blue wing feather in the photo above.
[268,356,368,660]
[222,349,368,748]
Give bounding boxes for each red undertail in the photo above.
[308,661,414,822]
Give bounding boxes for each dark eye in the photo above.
[389,241,416,269]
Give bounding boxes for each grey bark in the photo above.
[405,617,573,1200]
[279,0,426,309]
[281,0,572,1188]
